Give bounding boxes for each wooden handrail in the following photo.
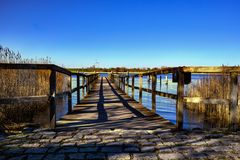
[110,66,240,130]
[0,63,72,75]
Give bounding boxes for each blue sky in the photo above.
[0,0,240,68]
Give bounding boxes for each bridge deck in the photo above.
[57,77,174,131]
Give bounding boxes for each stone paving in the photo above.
[0,128,240,160]
[0,77,239,159]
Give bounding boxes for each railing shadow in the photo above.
[105,77,145,118]
[97,77,108,122]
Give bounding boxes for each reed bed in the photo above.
[185,73,240,127]
[0,69,51,132]
[0,45,55,133]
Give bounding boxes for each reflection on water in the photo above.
[55,94,69,120]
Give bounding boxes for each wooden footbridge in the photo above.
[1,64,240,160]
[0,64,240,131]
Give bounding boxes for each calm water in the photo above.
[68,73,229,130]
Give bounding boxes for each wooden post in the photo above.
[160,75,162,91]
[77,74,80,104]
[86,77,89,93]
[68,75,72,113]
[82,76,85,96]
[123,77,125,92]
[89,76,91,91]
[118,76,121,89]
[49,70,56,129]
[176,70,185,130]
[127,75,129,94]
[139,75,143,104]
[132,76,135,99]
[229,72,239,130]
[152,73,157,112]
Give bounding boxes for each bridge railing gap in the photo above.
[109,66,240,131]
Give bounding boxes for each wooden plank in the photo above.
[0,95,48,104]
[139,75,143,104]
[71,72,87,76]
[183,66,240,73]
[229,72,239,130]
[71,86,84,93]
[151,73,157,112]
[0,63,72,75]
[49,70,56,129]
[137,66,240,76]
[176,70,184,130]
[184,97,229,105]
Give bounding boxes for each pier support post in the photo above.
[123,77,125,92]
[49,70,56,129]
[126,76,129,94]
[176,70,184,130]
[132,76,135,99]
[139,75,143,104]
[77,74,80,104]
[86,77,89,93]
[160,75,162,90]
[229,72,239,130]
[118,76,121,89]
[82,76,85,97]
[151,73,156,112]
[68,75,72,113]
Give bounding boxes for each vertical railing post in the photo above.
[127,74,129,94]
[118,76,121,89]
[82,76,85,97]
[86,76,89,93]
[160,75,162,91]
[68,75,72,113]
[89,76,91,91]
[139,74,143,104]
[229,72,239,130]
[132,76,135,99]
[77,74,80,104]
[49,70,56,129]
[151,73,156,112]
[176,70,184,130]
[123,77,125,92]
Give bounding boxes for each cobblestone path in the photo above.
[0,78,239,160]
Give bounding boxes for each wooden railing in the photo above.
[0,63,99,129]
[71,72,99,104]
[110,66,240,130]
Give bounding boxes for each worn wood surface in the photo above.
[176,70,184,130]
[57,77,174,130]
[151,73,156,113]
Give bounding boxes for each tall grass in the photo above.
[0,45,55,133]
[186,73,240,128]
[0,45,51,64]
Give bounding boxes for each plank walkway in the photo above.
[0,77,240,160]
[57,77,174,131]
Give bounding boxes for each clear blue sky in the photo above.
[1,0,240,68]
